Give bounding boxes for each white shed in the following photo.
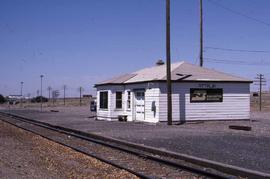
[94,61,252,123]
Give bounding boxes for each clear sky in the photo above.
[1,0,270,97]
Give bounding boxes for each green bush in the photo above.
[0,94,6,104]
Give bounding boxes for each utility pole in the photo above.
[47,86,52,107]
[166,0,172,125]
[40,75,44,112]
[79,87,83,106]
[254,74,266,111]
[199,0,203,67]
[52,90,55,107]
[47,86,52,100]
[52,90,60,107]
[63,85,67,106]
[20,81,23,108]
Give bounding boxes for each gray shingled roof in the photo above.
[95,61,252,86]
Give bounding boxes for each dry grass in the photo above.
[251,92,270,112]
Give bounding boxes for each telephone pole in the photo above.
[166,0,172,125]
[79,87,83,106]
[47,86,52,100]
[40,75,44,112]
[199,0,203,67]
[20,81,24,108]
[63,85,67,106]
[254,74,266,111]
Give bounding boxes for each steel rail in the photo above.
[0,111,257,178]
[0,114,152,179]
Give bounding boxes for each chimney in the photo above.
[156,59,165,66]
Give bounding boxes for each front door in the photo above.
[135,91,145,121]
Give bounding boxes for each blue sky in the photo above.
[0,0,270,97]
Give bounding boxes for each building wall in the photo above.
[159,82,250,122]
[96,86,113,121]
[97,82,250,123]
[96,83,160,122]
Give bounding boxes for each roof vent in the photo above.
[156,59,165,66]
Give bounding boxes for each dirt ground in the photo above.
[7,97,92,108]
[0,120,137,179]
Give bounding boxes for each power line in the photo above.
[205,46,270,53]
[204,57,270,66]
[207,0,270,27]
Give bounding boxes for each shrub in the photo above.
[0,94,6,104]
[31,96,48,103]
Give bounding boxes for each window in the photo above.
[127,91,131,109]
[99,91,108,109]
[116,91,122,109]
[136,91,144,97]
[190,88,223,102]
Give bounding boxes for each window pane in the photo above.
[100,91,108,109]
[116,101,122,108]
[127,91,131,109]
[116,92,122,108]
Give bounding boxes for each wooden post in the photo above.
[53,91,55,107]
[254,74,266,111]
[20,82,23,108]
[259,74,262,111]
[63,85,66,106]
[200,0,203,67]
[48,86,52,100]
[40,75,44,112]
[80,87,82,106]
[166,0,172,125]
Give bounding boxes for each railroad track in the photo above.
[0,111,268,179]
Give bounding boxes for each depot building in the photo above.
[94,61,252,123]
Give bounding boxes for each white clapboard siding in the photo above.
[97,82,250,122]
[96,83,160,122]
[143,87,160,123]
[159,82,250,122]
[96,88,112,120]
[159,93,181,122]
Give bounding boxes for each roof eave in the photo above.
[94,79,253,87]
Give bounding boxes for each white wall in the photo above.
[144,87,160,122]
[96,85,113,121]
[96,83,160,122]
[159,82,250,122]
[97,82,250,122]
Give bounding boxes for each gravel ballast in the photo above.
[1,107,270,174]
[0,120,138,179]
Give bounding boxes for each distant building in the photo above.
[7,95,25,105]
[8,95,23,99]
[95,61,252,123]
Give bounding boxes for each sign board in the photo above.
[198,84,216,88]
[52,90,60,98]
